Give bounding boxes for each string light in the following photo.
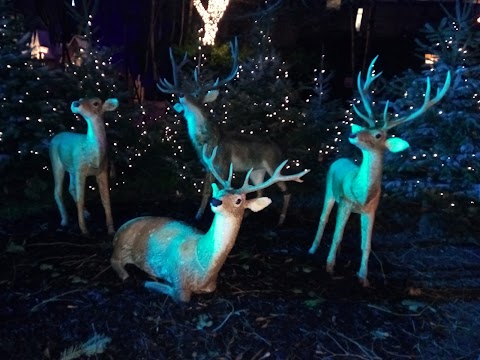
[193,0,230,45]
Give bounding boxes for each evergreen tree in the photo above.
[0,0,146,204]
[383,0,480,226]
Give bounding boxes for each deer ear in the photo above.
[203,90,219,103]
[173,103,184,113]
[246,197,272,212]
[103,98,119,112]
[385,137,410,153]
[350,123,365,134]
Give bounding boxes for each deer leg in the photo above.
[309,199,335,254]
[358,212,375,287]
[275,181,290,226]
[96,170,114,234]
[326,201,352,274]
[309,180,335,254]
[52,161,68,227]
[145,281,192,302]
[110,257,129,280]
[74,173,89,235]
[196,172,213,220]
[247,169,267,219]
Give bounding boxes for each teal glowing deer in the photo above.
[309,57,451,286]
[49,98,118,235]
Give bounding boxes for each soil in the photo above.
[1,196,479,360]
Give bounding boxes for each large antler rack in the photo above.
[352,56,451,131]
[381,71,451,130]
[157,38,239,96]
[202,145,310,195]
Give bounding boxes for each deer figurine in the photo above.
[111,145,310,302]
[49,97,118,235]
[157,39,293,226]
[309,56,451,287]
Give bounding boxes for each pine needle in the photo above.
[60,333,111,360]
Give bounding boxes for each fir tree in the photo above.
[383,0,480,227]
[0,0,146,203]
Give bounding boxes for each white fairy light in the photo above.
[194,0,230,45]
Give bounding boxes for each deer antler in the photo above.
[382,71,451,130]
[157,50,189,94]
[193,37,239,95]
[157,38,239,96]
[202,145,310,195]
[352,55,382,128]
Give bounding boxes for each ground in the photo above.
[1,195,479,360]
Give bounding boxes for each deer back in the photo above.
[112,216,204,280]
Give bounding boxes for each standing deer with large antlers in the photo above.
[111,145,309,302]
[309,56,451,287]
[49,98,118,235]
[157,39,293,226]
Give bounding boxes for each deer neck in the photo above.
[84,115,107,166]
[351,149,384,205]
[183,105,220,156]
[196,213,241,277]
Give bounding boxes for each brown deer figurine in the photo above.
[309,56,451,287]
[157,39,294,226]
[49,98,118,235]
[111,145,310,302]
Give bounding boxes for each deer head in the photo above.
[350,55,451,157]
[157,38,239,115]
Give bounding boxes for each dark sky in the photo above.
[13,0,475,98]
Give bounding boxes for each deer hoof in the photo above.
[308,247,317,255]
[326,263,335,274]
[358,276,370,288]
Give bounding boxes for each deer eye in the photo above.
[235,198,242,205]
[93,101,100,106]
[375,133,382,139]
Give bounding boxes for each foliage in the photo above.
[383,0,480,216]
[0,0,145,203]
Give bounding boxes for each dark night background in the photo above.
[1,1,480,359]
[12,0,464,97]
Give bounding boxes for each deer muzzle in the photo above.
[210,198,223,207]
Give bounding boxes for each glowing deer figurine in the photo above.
[111,145,310,302]
[309,57,451,286]
[157,39,293,226]
[49,98,118,235]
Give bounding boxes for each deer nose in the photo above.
[349,133,357,139]
[72,101,80,107]
[178,93,184,98]
[210,198,223,207]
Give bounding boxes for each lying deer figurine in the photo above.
[111,145,310,302]
[49,98,118,235]
[157,39,293,226]
[309,56,451,287]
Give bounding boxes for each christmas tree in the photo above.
[383,0,480,230]
[0,0,147,208]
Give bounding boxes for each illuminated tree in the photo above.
[0,0,148,203]
[383,1,480,229]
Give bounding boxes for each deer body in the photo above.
[111,146,309,302]
[175,93,289,222]
[158,39,292,225]
[49,98,118,235]
[309,57,451,287]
